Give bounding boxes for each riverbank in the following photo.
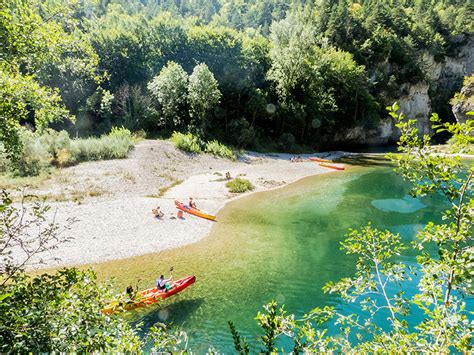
[12,140,352,270]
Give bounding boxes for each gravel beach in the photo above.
[13,140,348,269]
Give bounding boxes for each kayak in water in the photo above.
[175,200,216,221]
[102,275,196,315]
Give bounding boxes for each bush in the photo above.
[2,128,134,177]
[226,178,255,193]
[71,134,132,161]
[171,131,201,153]
[204,140,236,160]
[11,130,51,176]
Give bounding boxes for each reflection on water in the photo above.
[371,195,427,213]
[87,166,452,351]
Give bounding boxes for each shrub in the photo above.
[11,130,50,176]
[226,178,255,193]
[171,132,201,153]
[2,128,134,176]
[71,135,132,161]
[204,140,236,160]
[108,126,132,140]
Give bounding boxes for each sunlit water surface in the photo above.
[88,163,466,352]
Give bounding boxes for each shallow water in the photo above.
[89,165,454,352]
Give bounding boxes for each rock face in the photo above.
[346,39,474,146]
[398,83,432,137]
[452,75,474,125]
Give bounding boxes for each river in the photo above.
[90,162,455,352]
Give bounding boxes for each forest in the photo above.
[2,0,472,159]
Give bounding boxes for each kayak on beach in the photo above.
[309,157,331,163]
[175,200,217,221]
[102,275,196,315]
[319,162,345,171]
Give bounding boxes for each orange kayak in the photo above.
[102,275,196,314]
[309,157,331,163]
[175,200,216,221]
[319,162,345,171]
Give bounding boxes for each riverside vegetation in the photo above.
[1,0,473,352]
[1,0,472,164]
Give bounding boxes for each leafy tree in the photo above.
[148,61,189,129]
[0,66,71,159]
[188,63,221,133]
[0,268,142,352]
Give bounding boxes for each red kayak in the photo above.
[319,162,345,171]
[175,200,216,221]
[102,275,196,314]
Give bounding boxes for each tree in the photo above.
[0,66,71,160]
[229,105,473,352]
[188,63,221,134]
[148,61,189,129]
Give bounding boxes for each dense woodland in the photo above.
[1,0,473,156]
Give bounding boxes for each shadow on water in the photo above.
[131,298,205,333]
[335,154,394,167]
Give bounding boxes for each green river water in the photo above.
[90,161,455,352]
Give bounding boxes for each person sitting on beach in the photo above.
[189,197,197,209]
[225,172,231,180]
[152,206,164,218]
[156,274,173,292]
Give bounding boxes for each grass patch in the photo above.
[147,179,183,198]
[226,178,254,193]
[204,140,236,160]
[170,132,236,160]
[171,132,201,153]
[0,170,56,189]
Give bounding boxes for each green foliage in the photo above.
[171,131,202,153]
[6,128,133,176]
[450,74,474,106]
[147,322,188,353]
[228,321,250,354]
[204,140,236,160]
[0,269,142,353]
[268,12,377,142]
[0,67,72,160]
[70,130,134,162]
[226,178,254,193]
[0,189,191,352]
[188,63,222,134]
[148,61,189,129]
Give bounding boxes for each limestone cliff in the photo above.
[451,75,474,124]
[339,39,474,146]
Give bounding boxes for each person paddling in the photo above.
[156,267,173,292]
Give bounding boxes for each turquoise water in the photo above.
[93,165,457,352]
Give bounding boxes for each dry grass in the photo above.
[0,171,56,190]
[146,178,183,198]
[123,172,136,184]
